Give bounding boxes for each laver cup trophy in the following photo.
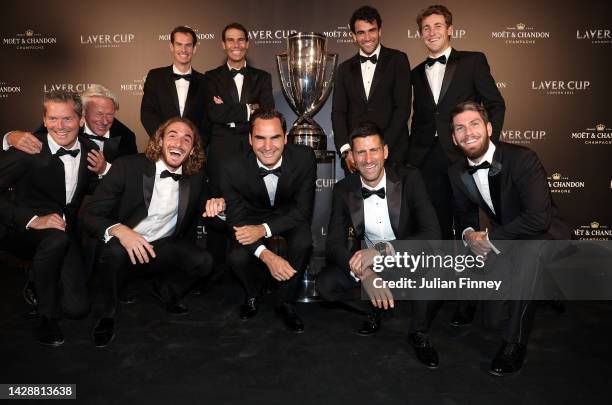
[277,32,337,302]
[277,32,337,150]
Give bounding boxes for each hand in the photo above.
[260,249,297,281]
[7,131,42,154]
[465,230,493,256]
[361,269,395,310]
[344,151,357,173]
[110,224,156,265]
[348,248,377,278]
[213,96,224,104]
[28,214,66,231]
[249,103,260,114]
[203,198,225,217]
[234,225,266,245]
[87,149,107,174]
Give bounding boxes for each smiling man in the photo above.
[219,108,315,332]
[448,101,570,376]
[81,117,223,347]
[0,91,101,346]
[318,121,441,368]
[203,22,274,186]
[332,5,412,174]
[141,26,208,142]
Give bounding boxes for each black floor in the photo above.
[1,265,611,405]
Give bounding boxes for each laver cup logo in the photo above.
[531,80,591,96]
[80,33,135,48]
[2,29,57,50]
[576,28,611,44]
[407,27,466,40]
[570,123,612,145]
[500,129,546,145]
[492,23,550,45]
[43,83,96,93]
[248,28,297,45]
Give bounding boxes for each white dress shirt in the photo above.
[253,157,282,258]
[467,141,496,214]
[173,64,191,117]
[361,170,396,244]
[227,62,251,128]
[425,46,452,137]
[47,135,81,205]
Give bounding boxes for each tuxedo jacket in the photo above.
[219,144,316,254]
[0,132,99,232]
[34,118,137,163]
[332,46,412,164]
[326,165,441,272]
[203,64,274,142]
[409,49,505,167]
[140,65,208,139]
[448,142,570,241]
[80,154,211,242]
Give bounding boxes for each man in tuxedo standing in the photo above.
[219,108,316,333]
[203,22,274,186]
[409,4,505,240]
[81,117,222,347]
[0,90,105,346]
[317,121,442,368]
[332,5,412,173]
[448,101,570,376]
[141,26,208,143]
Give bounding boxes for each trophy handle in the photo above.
[305,53,337,118]
[276,54,298,113]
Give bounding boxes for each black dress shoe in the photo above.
[277,303,305,333]
[23,280,37,307]
[409,332,439,369]
[92,318,115,347]
[489,342,527,376]
[357,308,382,336]
[240,297,259,320]
[151,282,189,315]
[37,317,64,347]
[449,305,475,327]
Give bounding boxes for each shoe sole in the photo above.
[38,339,64,347]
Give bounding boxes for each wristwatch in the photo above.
[374,242,388,256]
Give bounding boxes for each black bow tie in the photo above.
[258,166,282,178]
[467,161,492,175]
[84,133,109,142]
[230,67,247,78]
[55,148,80,158]
[425,54,447,67]
[359,54,378,64]
[361,187,385,199]
[160,169,184,181]
[173,73,192,81]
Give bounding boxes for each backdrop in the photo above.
[1,0,610,238]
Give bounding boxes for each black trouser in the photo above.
[317,264,440,332]
[227,222,312,306]
[8,228,89,319]
[91,237,213,318]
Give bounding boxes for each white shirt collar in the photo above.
[361,169,386,190]
[156,159,183,175]
[84,122,110,138]
[172,64,192,75]
[256,157,282,170]
[467,141,496,166]
[47,134,80,154]
[359,44,381,58]
[428,45,452,60]
[227,61,247,71]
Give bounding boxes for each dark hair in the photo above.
[349,121,384,146]
[170,26,197,46]
[145,117,205,176]
[222,22,249,42]
[450,101,490,133]
[350,6,382,33]
[43,90,82,118]
[249,108,287,135]
[416,5,453,32]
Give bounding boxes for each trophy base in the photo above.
[288,123,327,151]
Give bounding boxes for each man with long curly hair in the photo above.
[81,117,224,347]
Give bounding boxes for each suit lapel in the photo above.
[241,66,254,103]
[40,138,66,205]
[183,72,200,118]
[368,47,388,101]
[222,66,240,103]
[385,167,402,236]
[175,176,191,234]
[142,161,155,210]
[488,148,503,220]
[248,152,272,207]
[165,67,181,116]
[273,151,294,207]
[347,175,365,239]
[103,134,121,162]
[438,48,457,104]
[350,56,367,103]
[419,65,437,107]
[72,139,94,203]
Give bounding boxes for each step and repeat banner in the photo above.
[1,0,610,238]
